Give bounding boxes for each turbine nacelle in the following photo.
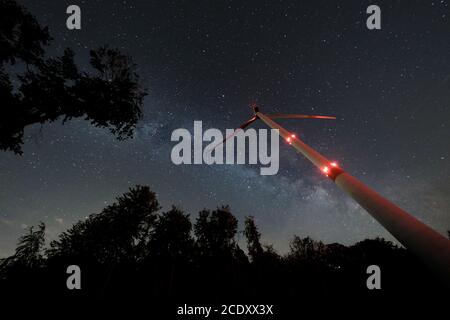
[214,104,336,150]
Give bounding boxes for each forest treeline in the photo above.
[0,185,447,302]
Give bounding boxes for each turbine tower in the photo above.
[222,104,450,286]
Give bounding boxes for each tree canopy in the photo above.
[0,184,446,303]
[0,0,146,154]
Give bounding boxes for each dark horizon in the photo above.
[1,184,447,307]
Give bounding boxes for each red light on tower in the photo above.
[330,162,338,167]
[291,134,296,138]
[322,166,329,174]
[286,137,292,144]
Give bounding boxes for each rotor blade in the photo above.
[266,114,336,120]
[237,115,258,130]
[209,116,257,151]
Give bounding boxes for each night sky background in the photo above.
[1,0,449,257]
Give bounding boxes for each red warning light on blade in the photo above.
[330,162,338,167]
[291,134,296,138]
[286,137,291,143]
[322,166,329,174]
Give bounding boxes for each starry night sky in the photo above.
[1,0,449,257]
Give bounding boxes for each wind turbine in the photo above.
[219,104,450,285]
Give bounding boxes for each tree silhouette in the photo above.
[0,222,45,271]
[47,185,159,265]
[145,207,194,296]
[288,236,327,263]
[0,222,47,293]
[194,206,239,258]
[0,0,146,154]
[193,206,249,298]
[243,216,283,298]
[0,0,50,65]
[43,185,160,295]
[244,216,263,262]
[0,185,446,303]
[150,206,194,260]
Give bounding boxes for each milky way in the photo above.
[1,0,449,256]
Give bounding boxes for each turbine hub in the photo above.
[251,103,259,114]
